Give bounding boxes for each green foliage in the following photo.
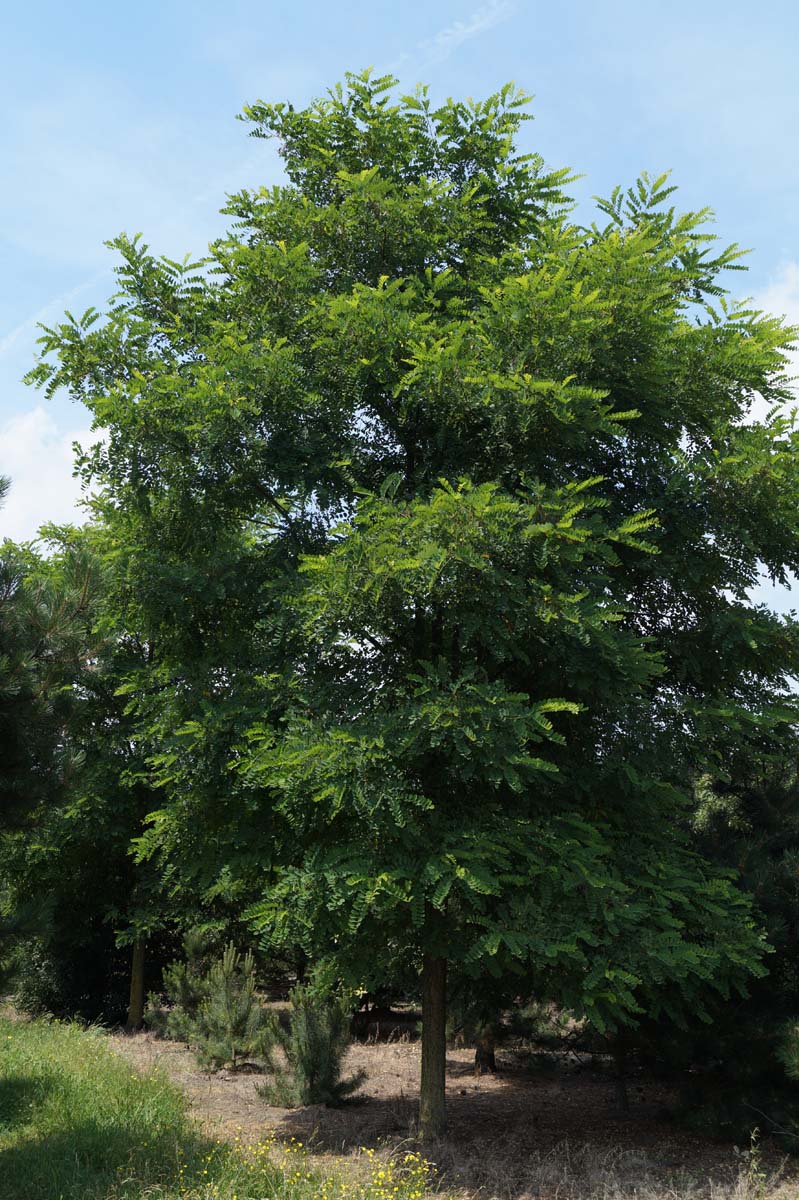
[18,68,799,1124]
[0,522,171,1020]
[193,944,271,1071]
[145,927,213,1041]
[258,984,365,1107]
[148,937,271,1071]
[7,931,128,1023]
[776,1020,799,1083]
[509,1000,579,1048]
[6,938,65,1017]
[0,516,98,835]
[646,746,799,1135]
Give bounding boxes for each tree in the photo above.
[0,517,168,1022]
[27,72,799,1135]
[655,742,799,1134]
[0,483,86,835]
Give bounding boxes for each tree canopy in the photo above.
[15,71,799,1134]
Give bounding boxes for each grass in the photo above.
[427,1137,791,1200]
[0,1016,432,1200]
[0,1016,795,1200]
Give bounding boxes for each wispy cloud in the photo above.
[755,261,799,341]
[417,0,514,65]
[388,0,515,75]
[0,271,109,365]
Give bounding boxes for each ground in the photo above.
[106,1029,799,1198]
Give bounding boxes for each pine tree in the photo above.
[149,938,270,1071]
[258,985,365,1107]
[194,944,270,1071]
[0,518,167,1021]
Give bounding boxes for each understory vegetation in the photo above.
[1,1017,795,1200]
[0,1017,432,1200]
[146,933,363,1105]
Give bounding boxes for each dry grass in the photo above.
[103,1031,799,1199]
[425,1138,793,1200]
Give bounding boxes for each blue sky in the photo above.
[2,0,799,590]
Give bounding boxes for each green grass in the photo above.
[0,1017,433,1200]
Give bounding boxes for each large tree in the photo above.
[28,73,799,1134]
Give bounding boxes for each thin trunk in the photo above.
[474,1027,496,1075]
[126,936,146,1031]
[419,951,447,1138]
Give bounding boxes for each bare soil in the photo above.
[105,1031,799,1198]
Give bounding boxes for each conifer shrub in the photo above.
[146,935,271,1070]
[257,984,365,1107]
[145,926,213,1041]
[776,1020,799,1082]
[194,943,272,1070]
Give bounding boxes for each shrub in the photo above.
[258,984,365,1107]
[192,943,272,1070]
[8,926,130,1023]
[146,936,271,1071]
[145,926,212,1041]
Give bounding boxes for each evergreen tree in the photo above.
[0,520,167,1021]
[193,943,270,1071]
[259,984,365,1107]
[148,937,271,1071]
[0,484,94,835]
[27,73,799,1134]
[658,744,799,1134]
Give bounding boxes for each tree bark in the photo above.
[474,1028,496,1075]
[419,951,447,1138]
[126,936,146,1030]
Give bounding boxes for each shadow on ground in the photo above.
[0,1072,55,1133]
[0,1108,222,1200]
[269,1060,784,1199]
[104,1033,798,1199]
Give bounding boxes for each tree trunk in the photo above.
[126,936,146,1030]
[474,1028,496,1075]
[613,1037,629,1113]
[419,951,447,1139]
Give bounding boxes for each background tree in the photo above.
[639,742,799,1135]
[26,73,799,1134]
[1,483,90,836]
[0,520,170,1022]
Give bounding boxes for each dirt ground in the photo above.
[105,1031,799,1198]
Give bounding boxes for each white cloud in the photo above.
[756,262,799,384]
[748,572,797,615]
[0,406,95,542]
[741,262,799,424]
[388,0,515,75]
[756,261,799,322]
[416,0,515,65]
